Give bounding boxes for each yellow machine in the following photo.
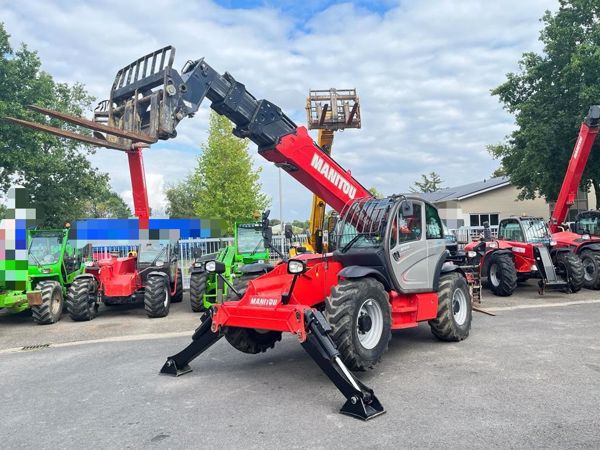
[297,88,361,254]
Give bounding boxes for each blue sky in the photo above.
[0,0,559,220]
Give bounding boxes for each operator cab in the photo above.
[572,211,600,237]
[333,196,447,293]
[497,216,553,246]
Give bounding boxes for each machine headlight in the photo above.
[582,234,590,240]
[155,261,164,267]
[84,261,95,267]
[487,241,498,248]
[550,240,557,246]
[287,259,307,275]
[531,264,538,271]
[205,260,226,274]
[467,251,477,258]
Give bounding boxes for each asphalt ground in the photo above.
[1,281,599,449]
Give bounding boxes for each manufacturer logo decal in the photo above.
[310,154,357,200]
[249,297,278,306]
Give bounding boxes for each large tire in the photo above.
[429,272,472,341]
[486,253,517,296]
[324,278,391,371]
[171,268,183,303]
[555,251,584,293]
[226,274,260,300]
[144,275,171,318]
[66,277,99,321]
[31,281,63,325]
[578,250,600,290]
[224,327,282,354]
[189,271,207,312]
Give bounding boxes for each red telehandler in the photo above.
[7,46,473,420]
[548,105,600,289]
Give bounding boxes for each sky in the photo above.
[0,0,558,220]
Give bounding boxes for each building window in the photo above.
[469,213,499,227]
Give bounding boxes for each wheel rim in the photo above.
[489,263,500,287]
[452,287,468,326]
[163,284,169,308]
[51,289,61,316]
[356,298,383,350]
[582,256,595,282]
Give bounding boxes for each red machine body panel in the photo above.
[94,255,141,297]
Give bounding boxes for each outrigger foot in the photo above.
[301,309,385,421]
[160,311,222,376]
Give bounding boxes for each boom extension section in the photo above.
[549,105,600,232]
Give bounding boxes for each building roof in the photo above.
[416,176,510,203]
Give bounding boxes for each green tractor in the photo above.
[0,228,91,324]
[189,211,282,312]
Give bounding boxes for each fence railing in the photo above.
[449,226,499,245]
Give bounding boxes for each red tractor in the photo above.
[8,46,474,420]
[464,217,583,296]
[547,105,600,289]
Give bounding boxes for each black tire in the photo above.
[171,268,183,303]
[324,278,391,371]
[224,327,282,354]
[555,251,584,293]
[429,272,472,341]
[31,281,63,325]
[578,250,600,290]
[189,271,207,312]
[226,274,260,300]
[144,275,171,318]
[66,277,99,321]
[486,252,517,296]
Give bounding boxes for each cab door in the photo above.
[387,200,441,292]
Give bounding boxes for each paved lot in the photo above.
[1,282,599,449]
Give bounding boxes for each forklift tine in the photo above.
[160,311,222,376]
[27,105,157,144]
[4,117,131,151]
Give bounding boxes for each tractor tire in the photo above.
[189,271,208,312]
[429,272,472,341]
[555,251,584,293]
[227,274,260,300]
[579,250,600,290]
[224,327,282,354]
[486,253,517,296]
[171,268,183,303]
[324,278,391,371]
[66,277,99,321]
[31,281,63,325]
[144,275,171,318]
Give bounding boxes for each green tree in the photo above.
[165,176,198,218]
[83,187,131,218]
[0,23,126,226]
[368,186,383,199]
[409,172,444,193]
[182,112,269,232]
[489,1,600,207]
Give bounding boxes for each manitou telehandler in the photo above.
[7,46,473,420]
[547,105,600,289]
[464,217,583,296]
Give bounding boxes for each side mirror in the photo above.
[284,224,293,239]
[205,260,226,274]
[401,201,413,217]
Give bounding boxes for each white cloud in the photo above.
[1,0,559,220]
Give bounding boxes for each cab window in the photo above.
[425,204,443,239]
[498,220,524,242]
[398,202,422,243]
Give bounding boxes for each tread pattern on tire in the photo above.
[144,275,170,318]
[66,277,98,321]
[226,274,259,301]
[189,271,208,312]
[171,268,183,303]
[487,252,517,296]
[556,251,584,292]
[578,250,600,290]
[224,327,282,354]
[429,272,472,342]
[324,277,391,371]
[31,281,62,325]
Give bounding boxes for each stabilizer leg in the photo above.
[301,309,385,420]
[160,311,222,376]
